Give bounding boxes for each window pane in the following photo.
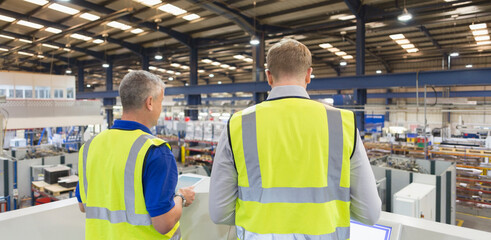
[15,89,23,98]
[0,89,5,97]
[8,89,14,98]
[24,89,32,98]
[67,88,74,98]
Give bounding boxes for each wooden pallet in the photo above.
[44,184,75,196]
[32,181,50,192]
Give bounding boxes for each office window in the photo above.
[15,89,23,98]
[66,87,74,99]
[35,86,50,99]
[54,89,64,99]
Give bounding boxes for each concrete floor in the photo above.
[456,212,491,233]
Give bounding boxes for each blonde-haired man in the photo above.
[210,39,381,240]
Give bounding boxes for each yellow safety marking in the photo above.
[456,219,464,227]
[457,212,491,220]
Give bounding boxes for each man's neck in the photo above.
[121,111,153,129]
[271,81,306,89]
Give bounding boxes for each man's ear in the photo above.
[266,70,274,86]
[145,96,153,111]
[305,67,313,85]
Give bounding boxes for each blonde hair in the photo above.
[266,39,312,80]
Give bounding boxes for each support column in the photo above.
[253,32,267,103]
[186,46,201,120]
[104,61,116,128]
[385,89,392,122]
[354,9,367,133]
[142,54,150,71]
[77,64,84,92]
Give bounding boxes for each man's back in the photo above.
[227,96,356,238]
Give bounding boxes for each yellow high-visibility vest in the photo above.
[229,97,356,240]
[78,129,180,240]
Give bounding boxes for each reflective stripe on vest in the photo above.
[236,225,350,240]
[237,107,349,204]
[83,134,154,226]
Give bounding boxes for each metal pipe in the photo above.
[424,85,428,159]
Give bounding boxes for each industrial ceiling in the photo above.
[0,0,490,89]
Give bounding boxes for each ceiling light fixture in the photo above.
[310,74,315,78]
[170,63,181,67]
[168,77,174,81]
[45,27,62,34]
[107,21,132,30]
[18,51,34,56]
[319,43,333,49]
[16,20,43,29]
[131,28,144,34]
[406,48,419,53]
[211,61,220,66]
[202,59,213,63]
[340,61,347,66]
[166,70,175,74]
[134,0,162,7]
[158,4,187,16]
[217,81,222,84]
[149,66,157,70]
[220,64,230,68]
[339,15,356,21]
[469,23,487,30]
[475,35,490,41]
[19,39,32,43]
[244,58,253,62]
[42,43,60,49]
[229,66,237,70]
[48,3,80,15]
[450,52,459,57]
[102,63,110,68]
[376,70,382,74]
[342,55,353,60]
[70,33,92,41]
[472,29,488,36]
[183,14,200,21]
[401,44,415,49]
[250,36,260,45]
[328,48,340,53]
[0,48,7,51]
[66,68,72,74]
[233,55,245,59]
[24,0,48,6]
[396,39,410,45]
[335,51,347,56]
[155,53,163,60]
[465,64,473,68]
[80,13,100,21]
[389,34,405,40]
[398,8,412,22]
[198,69,205,73]
[93,39,104,44]
[209,74,214,78]
[0,34,14,39]
[477,41,491,45]
[0,15,15,22]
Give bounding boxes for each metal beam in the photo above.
[65,0,193,47]
[186,46,200,120]
[164,68,491,95]
[185,0,257,35]
[344,0,363,19]
[419,25,442,50]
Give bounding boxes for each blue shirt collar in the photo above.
[111,120,153,135]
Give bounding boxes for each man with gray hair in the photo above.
[76,70,195,239]
[210,39,381,240]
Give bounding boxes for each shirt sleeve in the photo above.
[142,144,178,218]
[350,130,382,225]
[75,182,81,202]
[209,128,238,225]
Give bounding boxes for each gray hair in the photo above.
[119,70,165,111]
